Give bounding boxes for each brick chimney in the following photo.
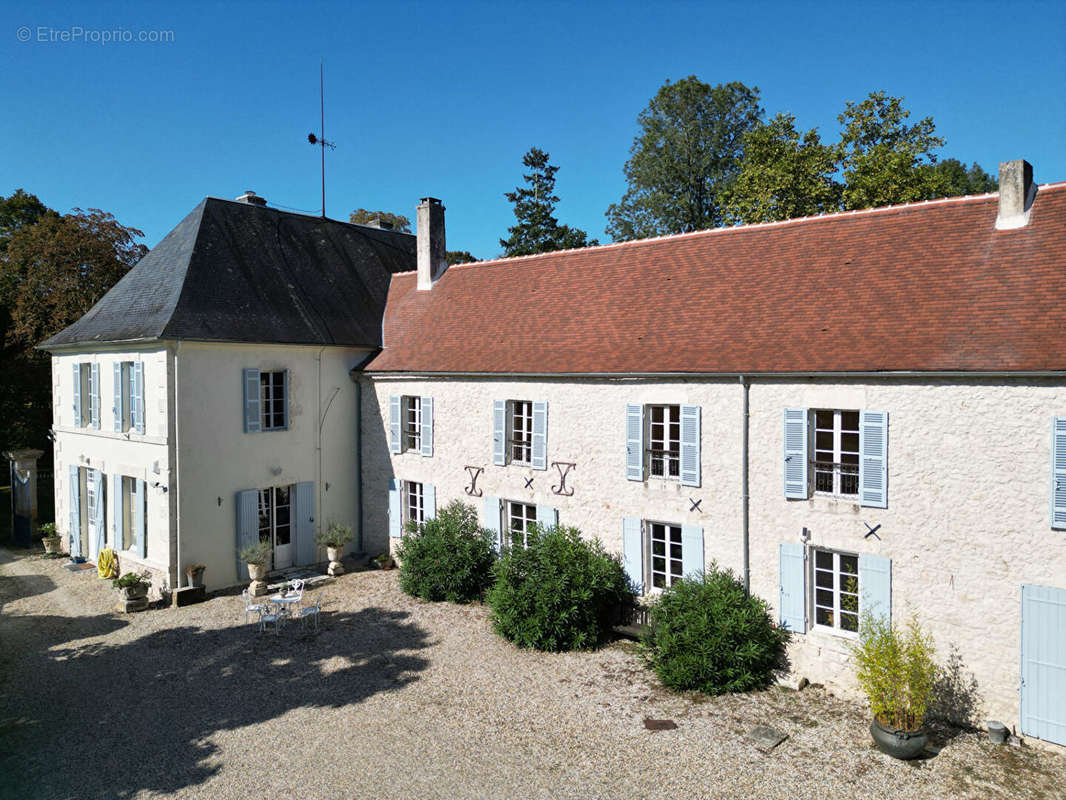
[417,197,446,291]
[995,160,1035,230]
[235,190,267,206]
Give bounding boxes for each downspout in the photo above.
[740,375,750,594]
[173,340,182,592]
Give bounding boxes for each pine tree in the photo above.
[500,148,596,257]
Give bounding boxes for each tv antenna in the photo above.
[307,61,335,218]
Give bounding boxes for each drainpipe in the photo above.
[740,375,750,594]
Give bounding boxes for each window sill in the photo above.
[810,624,859,641]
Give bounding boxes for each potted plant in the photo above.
[39,523,61,555]
[184,563,206,589]
[112,571,151,601]
[851,612,937,760]
[239,541,273,581]
[316,522,354,576]
[374,551,395,571]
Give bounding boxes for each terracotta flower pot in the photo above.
[870,718,927,760]
[42,536,61,555]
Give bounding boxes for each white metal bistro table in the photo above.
[267,592,302,618]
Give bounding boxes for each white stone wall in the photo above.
[364,374,1066,737]
[51,346,174,595]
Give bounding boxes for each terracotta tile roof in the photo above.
[369,184,1066,374]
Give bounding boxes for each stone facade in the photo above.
[363,373,1066,734]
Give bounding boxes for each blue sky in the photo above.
[2,0,1064,259]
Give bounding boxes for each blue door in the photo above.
[1021,584,1066,745]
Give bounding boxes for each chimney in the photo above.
[995,160,1035,230]
[235,190,267,206]
[417,197,446,290]
[365,216,394,230]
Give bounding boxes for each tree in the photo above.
[348,208,411,233]
[724,113,842,224]
[923,158,998,199]
[0,189,55,252]
[446,250,478,265]
[836,92,946,210]
[500,147,597,257]
[606,78,763,240]
[0,206,145,453]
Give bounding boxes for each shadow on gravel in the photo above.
[0,606,431,800]
[0,573,55,608]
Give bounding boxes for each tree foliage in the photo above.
[923,158,998,199]
[606,77,763,240]
[500,147,596,257]
[348,208,411,233]
[446,250,478,265]
[723,113,841,224]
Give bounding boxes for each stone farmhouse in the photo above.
[42,162,1066,749]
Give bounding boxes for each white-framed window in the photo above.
[403,397,422,452]
[509,400,533,466]
[812,548,859,634]
[405,480,425,526]
[812,409,860,496]
[647,521,683,590]
[76,363,95,427]
[506,500,537,548]
[648,404,680,479]
[260,371,287,431]
[119,476,146,553]
[118,361,134,431]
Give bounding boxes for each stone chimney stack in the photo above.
[417,197,447,291]
[235,190,267,206]
[995,160,1035,230]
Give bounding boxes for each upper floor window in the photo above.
[510,401,533,466]
[113,361,145,435]
[812,410,859,496]
[625,403,700,487]
[388,395,433,456]
[404,397,422,452]
[243,368,288,433]
[72,362,99,429]
[492,399,547,470]
[647,405,680,479]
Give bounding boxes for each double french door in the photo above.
[258,486,293,570]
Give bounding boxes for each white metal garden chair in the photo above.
[242,588,268,624]
[258,605,285,635]
[294,591,324,633]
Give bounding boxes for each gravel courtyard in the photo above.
[1,547,1063,800]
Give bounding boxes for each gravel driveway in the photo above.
[1,547,1063,800]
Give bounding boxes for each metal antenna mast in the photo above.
[307,61,335,218]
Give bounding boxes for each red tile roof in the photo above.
[369,184,1066,374]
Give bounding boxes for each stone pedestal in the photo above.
[119,597,149,613]
[328,561,345,576]
[249,580,269,597]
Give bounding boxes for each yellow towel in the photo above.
[97,548,118,579]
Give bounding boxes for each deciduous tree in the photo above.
[348,208,411,233]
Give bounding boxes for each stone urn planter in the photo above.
[246,561,269,597]
[42,535,62,555]
[870,719,928,760]
[122,583,148,601]
[112,572,151,613]
[185,564,206,589]
[326,546,345,576]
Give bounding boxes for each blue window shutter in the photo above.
[626,404,644,481]
[133,361,145,435]
[859,410,888,508]
[388,478,402,538]
[281,370,290,430]
[778,542,806,632]
[133,478,146,558]
[1052,418,1066,529]
[89,363,100,429]
[859,553,891,627]
[294,481,315,565]
[243,369,261,433]
[235,489,259,581]
[111,474,123,549]
[68,466,80,557]
[424,483,436,521]
[783,408,809,499]
[388,396,401,454]
[536,505,558,530]
[680,405,701,487]
[420,397,434,457]
[681,524,704,579]
[622,517,644,594]
[72,364,82,427]
[493,400,506,466]
[483,496,501,551]
[532,401,548,471]
[113,363,123,432]
[93,471,105,558]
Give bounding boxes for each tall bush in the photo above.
[487,525,632,652]
[851,612,936,731]
[395,500,496,603]
[642,566,789,694]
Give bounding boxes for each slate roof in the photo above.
[369,183,1066,374]
[41,198,415,349]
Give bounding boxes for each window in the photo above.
[648,522,683,590]
[509,401,533,465]
[75,363,97,427]
[119,362,133,431]
[260,371,287,430]
[812,410,860,496]
[813,549,859,634]
[506,500,536,548]
[258,486,291,552]
[648,405,680,479]
[119,476,146,553]
[403,397,422,452]
[405,480,424,526]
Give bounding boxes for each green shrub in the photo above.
[642,565,789,694]
[851,612,936,731]
[239,540,272,566]
[112,571,150,590]
[487,525,632,652]
[395,500,495,603]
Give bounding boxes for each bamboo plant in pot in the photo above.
[851,611,937,760]
[316,522,354,576]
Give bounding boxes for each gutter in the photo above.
[364,369,1066,379]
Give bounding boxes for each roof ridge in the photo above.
[434,182,1066,274]
[204,196,416,237]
